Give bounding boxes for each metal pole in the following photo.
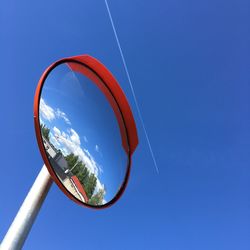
[1,165,53,250]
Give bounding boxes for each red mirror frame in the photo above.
[34,55,138,209]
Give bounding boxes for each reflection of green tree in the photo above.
[41,124,50,141]
[88,188,105,206]
[65,153,99,200]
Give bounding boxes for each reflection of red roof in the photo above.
[71,176,89,203]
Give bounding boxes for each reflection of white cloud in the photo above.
[50,134,61,147]
[40,98,71,125]
[70,129,80,146]
[94,179,105,195]
[52,126,100,177]
[53,126,61,136]
[95,144,103,158]
[56,108,71,125]
[40,117,45,125]
[40,98,55,121]
[98,165,103,174]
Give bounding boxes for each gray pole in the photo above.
[1,165,53,250]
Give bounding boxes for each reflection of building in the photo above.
[43,136,69,180]
[43,136,57,158]
[42,135,88,203]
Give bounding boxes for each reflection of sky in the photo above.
[40,63,128,203]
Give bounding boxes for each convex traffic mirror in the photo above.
[34,55,138,208]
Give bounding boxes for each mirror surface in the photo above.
[39,62,128,206]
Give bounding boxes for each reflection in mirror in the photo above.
[39,62,128,206]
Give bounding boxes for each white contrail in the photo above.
[104,0,159,174]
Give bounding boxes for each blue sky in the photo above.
[0,0,249,249]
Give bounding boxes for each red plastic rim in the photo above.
[34,55,138,209]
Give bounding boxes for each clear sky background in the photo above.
[0,0,249,249]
